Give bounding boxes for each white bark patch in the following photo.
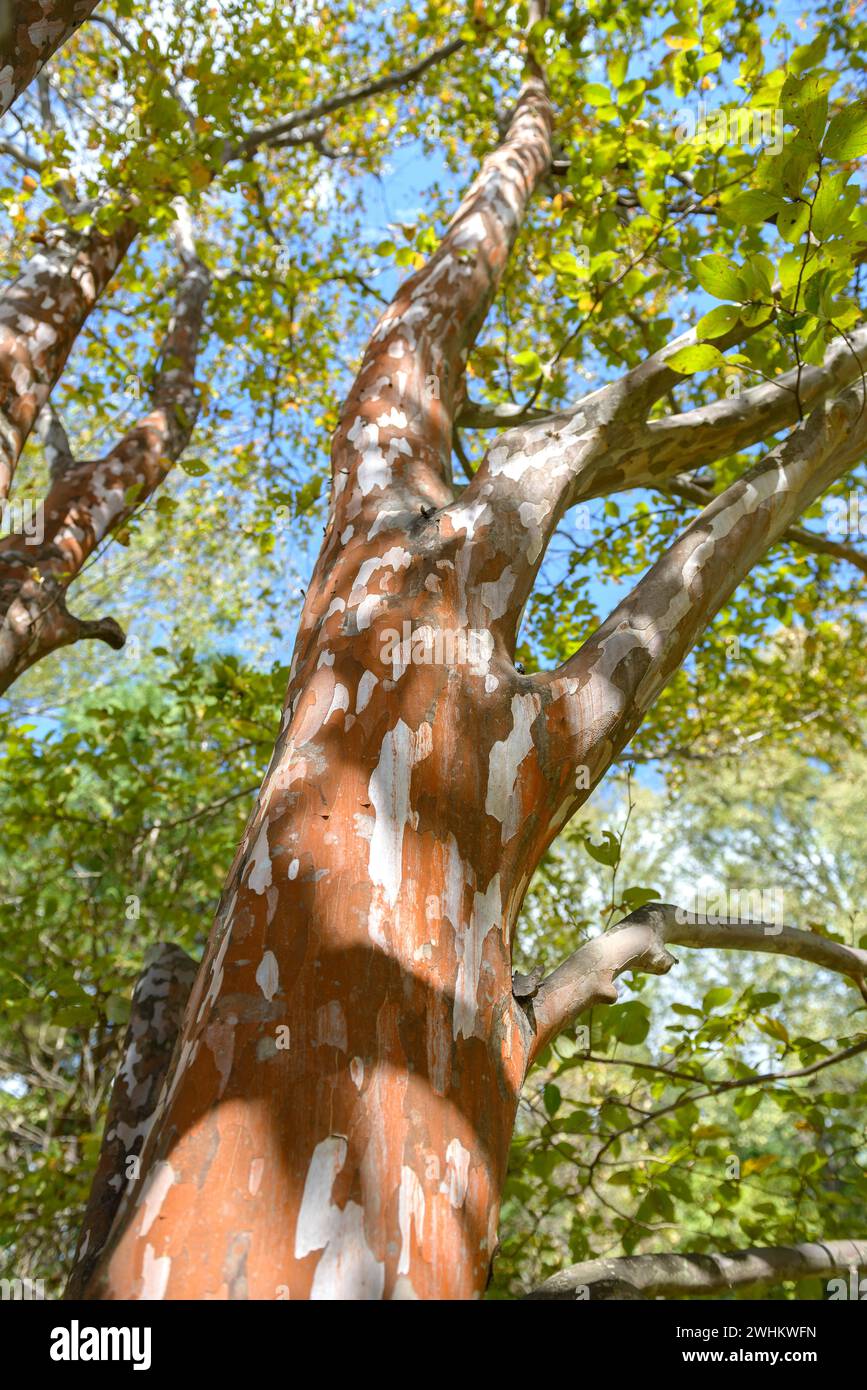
[349,1056,364,1090]
[255,950,280,1001]
[295,1136,384,1299]
[293,668,337,743]
[391,1276,420,1299]
[295,1136,346,1257]
[489,411,590,483]
[353,546,411,599]
[453,874,501,1041]
[248,1157,265,1196]
[443,834,465,931]
[449,496,490,539]
[347,415,392,496]
[354,593,386,631]
[356,670,378,713]
[138,1160,176,1238]
[367,720,432,921]
[442,1139,471,1209]
[518,499,553,562]
[246,821,273,894]
[323,683,350,726]
[140,1244,171,1301]
[479,565,515,621]
[485,693,539,842]
[397,1166,425,1276]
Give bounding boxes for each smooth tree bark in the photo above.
[527,1240,867,1300]
[527,903,867,1066]
[0,0,99,117]
[72,17,867,1301]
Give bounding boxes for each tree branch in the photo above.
[526,1239,867,1300]
[639,324,867,492]
[0,206,210,690]
[0,216,136,500]
[326,37,553,539]
[442,323,867,649]
[667,477,867,577]
[526,903,867,1067]
[228,34,467,163]
[0,136,45,172]
[535,381,867,816]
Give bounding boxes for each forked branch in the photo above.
[526,903,867,1066]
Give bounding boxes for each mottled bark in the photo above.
[65,943,197,1300]
[527,1239,867,1300]
[0,0,99,117]
[0,209,209,691]
[533,381,867,830]
[0,217,135,500]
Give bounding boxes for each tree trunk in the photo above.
[81,524,567,1299]
[79,15,557,1304]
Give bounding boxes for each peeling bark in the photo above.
[79,37,554,1306]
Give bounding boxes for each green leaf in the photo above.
[550,250,589,278]
[605,1001,651,1045]
[695,305,739,340]
[823,104,867,161]
[693,255,744,301]
[734,1090,764,1120]
[777,202,810,244]
[702,986,733,1012]
[543,1083,562,1117]
[621,885,662,911]
[608,53,627,90]
[667,344,727,375]
[722,191,785,226]
[582,830,620,866]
